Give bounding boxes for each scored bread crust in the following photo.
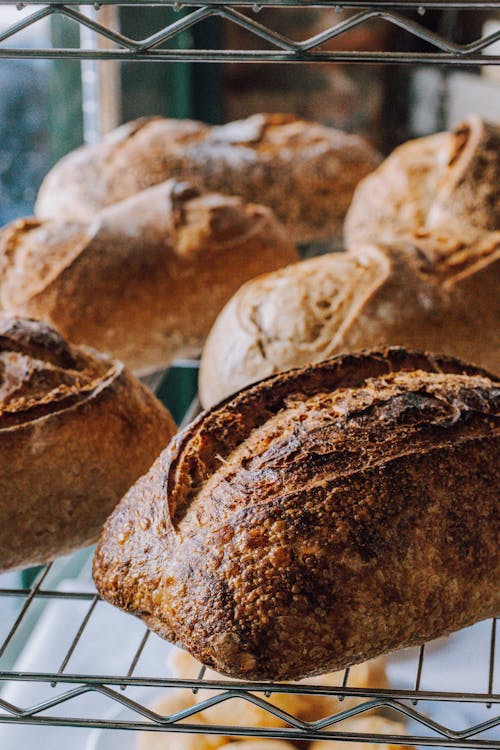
[199,236,499,408]
[177,113,382,244]
[0,180,297,375]
[35,113,381,244]
[35,117,209,223]
[0,317,176,572]
[344,115,500,248]
[93,348,500,681]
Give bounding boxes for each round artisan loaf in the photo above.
[0,180,297,375]
[344,115,499,248]
[35,113,381,244]
[93,348,500,681]
[0,317,176,572]
[199,235,499,407]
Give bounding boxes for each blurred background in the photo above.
[1,4,500,226]
[0,6,499,748]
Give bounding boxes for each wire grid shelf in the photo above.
[0,562,498,746]
[0,387,498,748]
[0,1,500,63]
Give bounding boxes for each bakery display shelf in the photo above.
[0,385,499,748]
[0,1,499,63]
[0,564,499,746]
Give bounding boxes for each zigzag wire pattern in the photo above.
[0,569,499,746]
[0,2,499,61]
[1,685,500,739]
[0,687,499,745]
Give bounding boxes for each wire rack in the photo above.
[0,0,500,63]
[0,563,499,746]
[0,385,499,747]
[0,3,499,741]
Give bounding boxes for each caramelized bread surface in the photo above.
[0,317,175,571]
[94,349,500,680]
[0,181,297,374]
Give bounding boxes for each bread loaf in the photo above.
[199,237,499,408]
[344,115,499,249]
[0,317,175,572]
[94,348,500,681]
[35,113,381,244]
[0,180,297,375]
[35,117,208,223]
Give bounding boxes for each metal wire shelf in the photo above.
[0,388,498,748]
[0,1,499,63]
[0,562,499,746]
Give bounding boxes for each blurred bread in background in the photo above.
[0,180,297,375]
[168,648,388,728]
[35,113,381,246]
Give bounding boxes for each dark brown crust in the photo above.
[93,348,500,680]
[0,317,176,572]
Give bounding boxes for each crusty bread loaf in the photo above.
[199,236,499,407]
[35,117,209,223]
[344,115,499,249]
[0,317,175,572]
[0,180,297,375]
[35,113,381,244]
[94,348,500,681]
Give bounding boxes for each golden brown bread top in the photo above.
[0,218,92,308]
[0,317,119,428]
[345,115,500,248]
[35,117,208,221]
[184,113,381,241]
[0,180,298,375]
[196,112,372,157]
[2,182,283,308]
[426,115,500,234]
[198,237,499,408]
